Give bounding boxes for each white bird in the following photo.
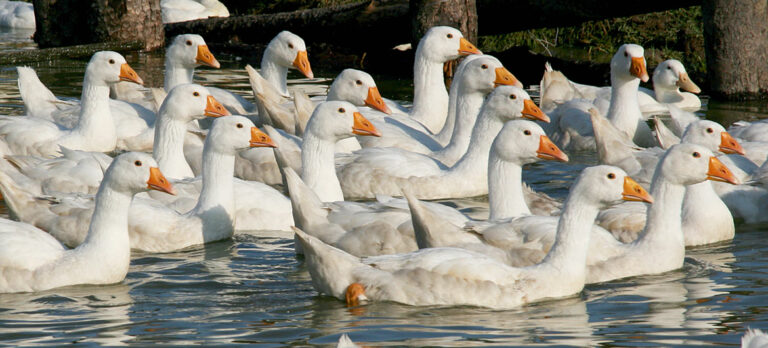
[161,0,229,24]
[742,328,768,348]
[0,152,174,293]
[0,1,34,29]
[294,165,650,309]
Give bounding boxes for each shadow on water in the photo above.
[0,27,766,346]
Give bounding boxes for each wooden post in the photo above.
[33,0,164,51]
[702,0,768,100]
[410,0,478,46]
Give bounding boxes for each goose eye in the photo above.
[523,130,531,135]
[236,123,244,129]
[706,128,713,133]
[109,59,115,64]
[693,152,701,158]
[134,160,142,167]
[193,91,200,97]
[338,107,345,113]
[355,80,362,86]
[623,51,628,57]
[481,64,488,69]
[288,43,294,49]
[607,173,616,179]
[447,33,453,39]
[186,40,192,46]
[509,94,517,100]
[667,65,672,70]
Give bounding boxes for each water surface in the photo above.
[0,30,766,346]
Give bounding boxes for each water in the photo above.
[0,30,767,346]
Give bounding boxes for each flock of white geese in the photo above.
[2,23,768,339]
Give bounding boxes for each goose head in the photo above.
[572,165,653,208]
[85,51,143,87]
[105,152,175,195]
[265,31,313,79]
[305,101,381,142]
[611,44,649,82]
[658,143,740,186]
[327,69,391,114]
[653,59,700,94]
[493,120,569,165]
[161,83,230,122]
[417,26,481,63]
[681,120,745,155]
[483,85,549,123]
[457,55,522,93]
[207,116,276,155]
[167,34,220,68]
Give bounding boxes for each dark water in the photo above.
[0,29,767,346]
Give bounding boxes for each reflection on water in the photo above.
[0,31,767,346]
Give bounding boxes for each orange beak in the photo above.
[622,176,653,203]
[292,50,314,79]
[458,37,481,56]
[707,156,740,185]
[536,135,569,162]
[630,57,649,82]
[205,95,230,117]
[521,99,550,123]
[677,72,701,94]
[352,111,380,137]
[250,127,277,148]
[119,63,144,85]
[719,132,745,155]
[494,67,523,88]
[196,45,220,68]
[364,87,391,114]
[147,167,175,195]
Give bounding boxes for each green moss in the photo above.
[480,6,705,80]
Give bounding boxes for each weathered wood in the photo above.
[410,0,478,45]
[0,41,144,65]
[702,0,768,100]
[33,0,164,50]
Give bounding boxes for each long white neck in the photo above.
[193,145,236,219]
[488,156,530,220]
[409,50,449,133]
[432,86,485,165]
[653,84,684,104]
[433,78,461,146]
[152,109,194,179]
[636,171,685,249]
[301,132,344,202]
[163,60,194,92]
[70,80,116,151]
[448,110,505,182]
[606,74,643,140]
[261,52,289,97]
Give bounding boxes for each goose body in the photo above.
[295,165,649,309]
[0,1,34,29]
[0,152,174,293]
[161,0,229,24]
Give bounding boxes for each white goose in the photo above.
[294,165,650,309]
[594,117,744,246]
[0,116,279,251]
[337,86,550,200]
[161,0,229,24]
[0,152,174,293]
[0,84,229,196]
[0,1,34,29]
[545,44,653,151]
[637,59,702,112]
[1,51,144,157]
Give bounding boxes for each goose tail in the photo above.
[16,66,58,120]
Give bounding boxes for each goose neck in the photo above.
[433,88,485,164]
[76,184,132,267]
[74,83,115,140]
[261,52,290,97]
[606,76,643,134]
[301,132,344,202]
[152,109,193,179]
[488,156,530,219]
[653,85,684,104]
[194,145,236,215]
[536,194,599,277]
[163,63,194,92]
[638,173,685,246]
[449,110,503,179]
[410,52,449,133]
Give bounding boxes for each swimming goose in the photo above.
[294,165,650,309]
[637,59,701,112]
[0,51,144,157]
[337,86,550,200]
[545,44,654,150]
[0,1,34,29]
[161,0,229,24]
[0,152,174,293]
[0,84,229,196]
[0,116,279,251]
